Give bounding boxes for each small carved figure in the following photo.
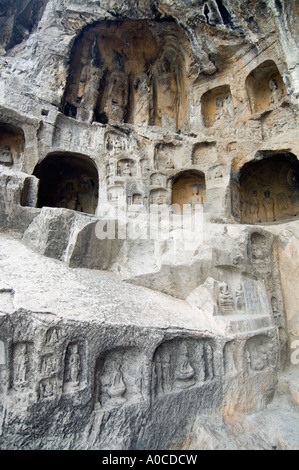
[0,145,13,165]
[269,79,283,105]
[41,355,56,375]
[60,182,80,211]
[218,282,234,314]
[78,175,97,214]
[41,379,55,398]
[165,157,175,169]
[235,284,245,312]
[250,191,259,220]
[215,92,233,122]
[14,343,28,384]
[108,366,127,404]
[247,348,265,371]
[156,194,165,205]
[68,343,80,386]
[122,162,132,176]
[104,71,129,123]
[46,327,60,344]
[175,344,195,389]
[188,186,203,210]
[276,193,289,212]
[133,194,143,205]
[262,190,275,221]
[161,351,171,392]
[133,73,150,126]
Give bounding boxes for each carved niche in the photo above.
[154,142,183,171]
[62,21,190,132]
[245,60,286,114]
[34,153,99,215]
[152,338,215,398]
[63,341,85,394]
[245,335,277,373]
[171,170,206,211]
[0,123,24,167]
[238,153,299,224]
[94,347,144,410]
[10,342,33,389]
[201,85,234,127]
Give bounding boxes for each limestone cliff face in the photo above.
[0,0,298,450]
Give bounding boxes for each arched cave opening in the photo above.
[235,152,299,224]
[33,152,99,215]
[171,170,206,212]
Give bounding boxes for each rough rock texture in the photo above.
[0,0,298,450]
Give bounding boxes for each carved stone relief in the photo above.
[63,21,190,131]
[94,347,143,410]
[249,232,272,274]
[245,335,277,373]
[63,342,84,393]
[150,173,166,188]
[212,274,271,317]
[10,342,32,389]
[107,185,125,205]
[201,85,234,127]
[218,282,234,314]
[0,123,24,168]
[105,131,137,157]
[238,154,299,224]
[45,327,62,345]
[38,377,58,400]
[151,47,187,132]
[152,338,215,398]
[117,158,136,177]
[171,172,206,211]
[150,188,169,205]
[154,142,183,171]
[245,60,286,114]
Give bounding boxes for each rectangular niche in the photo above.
[245,60,286,114]
[201,85,234,127]
[192,141,217,165]
[154,142,183,171]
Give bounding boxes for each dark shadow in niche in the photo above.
[33,152,99,215]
